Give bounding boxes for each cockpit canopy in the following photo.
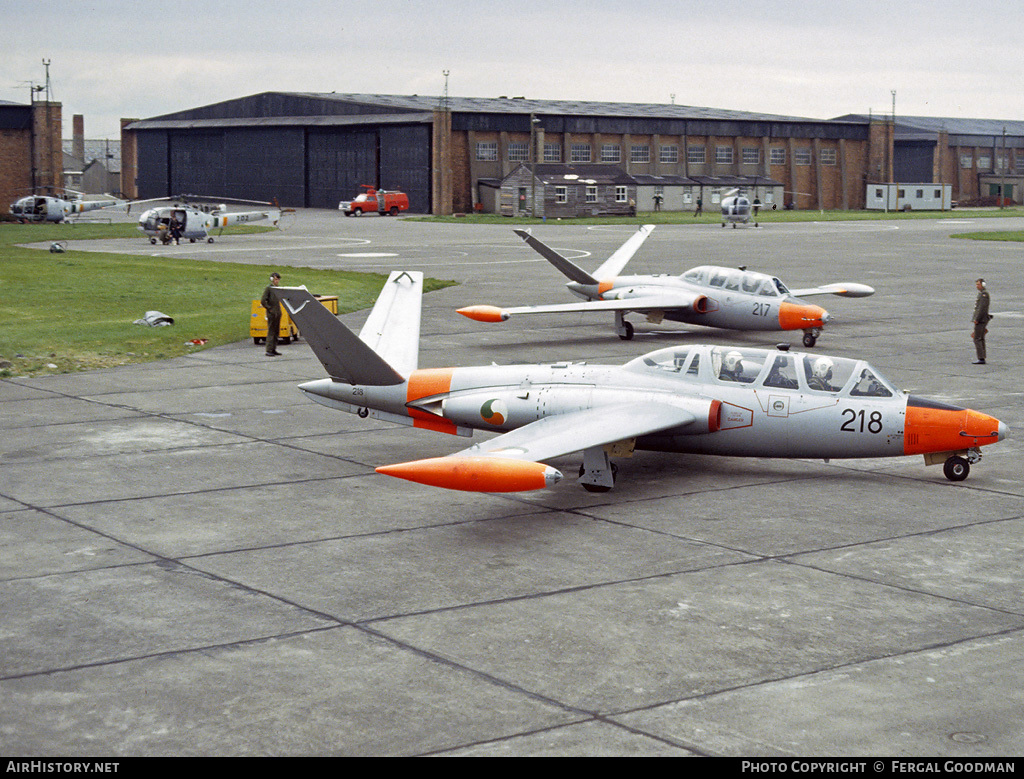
[682,266,790,297]
[627,345,899,398]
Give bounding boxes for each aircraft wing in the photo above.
[458,291,707,322]
[376,400,699,492]
[788,282,875,298]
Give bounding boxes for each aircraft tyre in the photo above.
[618,321,634,340]
[803,333,817,347]
[943,455,970,482]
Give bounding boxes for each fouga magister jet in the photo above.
[129,196,287,244]
[9,191,126,223]
[272,271,1006,493]
[457,226,875,346]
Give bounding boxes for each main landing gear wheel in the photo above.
[943,455,970,482]
[618,321,634,340]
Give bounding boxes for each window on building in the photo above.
[544,143,561,163]
[1016,156,1024,174]
[770,147,786,166]
[687,145,706,164]
[615,185,628,202]
[476,142,498,161]
[586,185,598,203]
[794,147,812,165]
[555,186,568,203]
[977,155,991,170]
[631,145,650,164]
[660,145,679,164]
[601,144,621,163]
[742,147,760,165]
[934,189,942,199]
[683,186,693,204]
[716,146,734,164]
[916,189,924,198]
[961,154,974,169]
[507,142,529,162]
[820,148,837,166]
[570,144,591,163]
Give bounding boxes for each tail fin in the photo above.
[272,270,424,386]
[592,224,655,278]
[514,225,655,283]
[357,270,422,376]
[513,229,598,285]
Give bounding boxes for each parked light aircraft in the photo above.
[457,226,875,346]
[272,271,1006,493]
[9,191,125,223]
[128,196,287,243]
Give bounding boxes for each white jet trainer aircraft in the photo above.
[457,226,875,346]
[272,272,1006,493]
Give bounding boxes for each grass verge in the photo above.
[0,222,454,378]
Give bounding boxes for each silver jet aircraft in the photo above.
[457,226,874,346]
[272,271,1006,493]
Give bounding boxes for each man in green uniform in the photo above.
[972,278,991,364]
[261,272,282,356]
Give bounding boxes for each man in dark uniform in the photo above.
[972,278,991,364]
[261,272,282,356]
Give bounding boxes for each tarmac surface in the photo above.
[3,210,1023,756]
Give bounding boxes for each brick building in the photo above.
[1,99,63,215]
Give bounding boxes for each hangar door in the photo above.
[306,130,378,210]
[306,125,432,212]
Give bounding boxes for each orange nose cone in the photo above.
[457,305,508,323]
[377,456,562,492]
[779,301,827,330]
[904,398,1005,455]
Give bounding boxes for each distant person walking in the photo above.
[971,278,991,364]
[694,196,703,217]
[261,272,283,357]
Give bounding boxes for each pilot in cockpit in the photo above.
[808,357,835,391]
[720,350,744,382]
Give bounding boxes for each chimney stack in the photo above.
[73,114,85,162]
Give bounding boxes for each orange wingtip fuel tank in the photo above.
[457,305,509,323]
[778,301,828,330]
[376,456,563,492]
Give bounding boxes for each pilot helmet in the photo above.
[812,357,834,379]
[724,350,743,373]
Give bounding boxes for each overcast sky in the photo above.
[5,0,1024,139]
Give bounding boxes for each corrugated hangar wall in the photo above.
[135,124,432,212]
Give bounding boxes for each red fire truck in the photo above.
[338,186,410,216]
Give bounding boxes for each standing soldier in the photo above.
[262,272,283,357]
[972,278,991,364]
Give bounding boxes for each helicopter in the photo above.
[128,195,291,244]
[9,189,126,223]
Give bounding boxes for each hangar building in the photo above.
[5,92,1018,217]
[121,92,876,214]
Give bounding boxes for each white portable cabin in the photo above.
[866,183,953,211]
